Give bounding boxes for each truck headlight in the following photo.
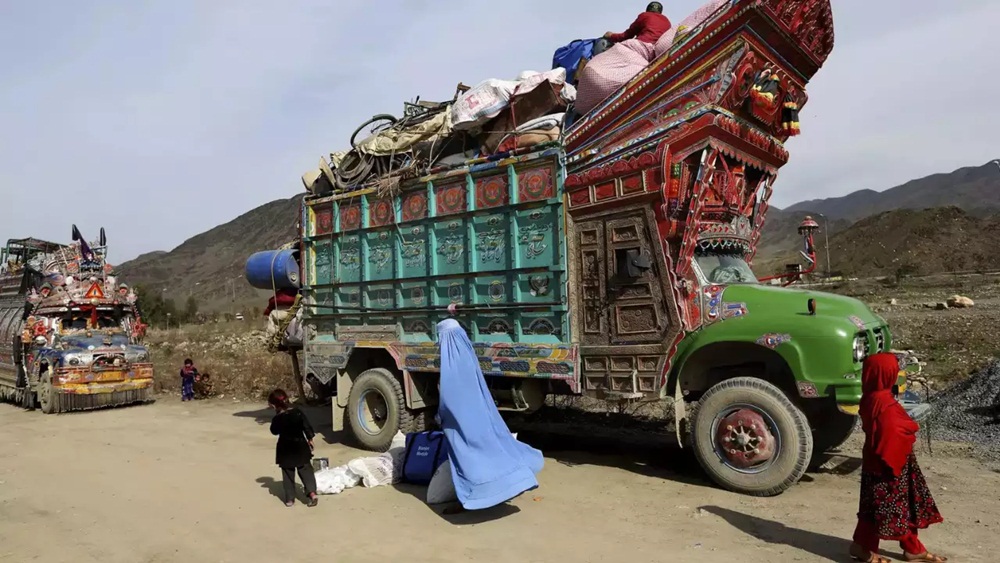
[853,334,868,362]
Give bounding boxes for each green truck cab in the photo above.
[289,1,917,496]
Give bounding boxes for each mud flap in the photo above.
[674,380,686,447]
[332,369,353,432]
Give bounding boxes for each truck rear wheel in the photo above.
[690,377,813,497]
[347,368,413,452]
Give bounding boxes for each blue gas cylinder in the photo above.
[245,249,300,291]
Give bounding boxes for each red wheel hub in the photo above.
[715,408,775,469]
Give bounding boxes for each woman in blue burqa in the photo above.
[437,318,544,510]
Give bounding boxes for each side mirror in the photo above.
[616,248,652,279]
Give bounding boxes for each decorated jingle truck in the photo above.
[0,227,154,413]
[287,0,921,496]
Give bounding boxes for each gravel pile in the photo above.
[928,360,1000,461]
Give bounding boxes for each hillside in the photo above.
[116,160,999,312]
[755,207,1000,278]
[117,195,302,313]
[825,207,1000,277]
[786,160,1000,221]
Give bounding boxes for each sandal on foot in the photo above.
[850,544,892,563]
[905,553,947,562]
[284,501,294,508]
[307,495,318,507]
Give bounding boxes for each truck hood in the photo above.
[720,284,883,334]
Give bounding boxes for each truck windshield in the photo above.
[695,250,759,285]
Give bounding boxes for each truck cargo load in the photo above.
[252,0,928,497]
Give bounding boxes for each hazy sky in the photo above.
[2,1,997,262]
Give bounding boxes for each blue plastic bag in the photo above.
[400,431,450,485]
[552,39,596,83]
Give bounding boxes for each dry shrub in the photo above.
[146,321,298,401]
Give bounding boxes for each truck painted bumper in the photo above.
[836,372,931,423]
[54,363,155,395]
[55,379,153,395]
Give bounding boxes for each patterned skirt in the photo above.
[858,453,944,539]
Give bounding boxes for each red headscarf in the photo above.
[860,353,918,475]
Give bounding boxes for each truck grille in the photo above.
[92,353,127,369]
[872,328,886,353]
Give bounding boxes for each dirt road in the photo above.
[0,400,996,563]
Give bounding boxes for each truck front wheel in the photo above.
[690,377,813,497]
[346,368,413,452]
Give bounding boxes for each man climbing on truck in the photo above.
[604,2,673,47]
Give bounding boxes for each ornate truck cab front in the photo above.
[0,228,154,413]
[33,330,154,413]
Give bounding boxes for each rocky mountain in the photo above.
[785,160,1000,221]
[117,195,302,313]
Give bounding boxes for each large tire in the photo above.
[809,409,858,467]
[690,377,813,497]
[346,368,413,452]
[37,371,56,414]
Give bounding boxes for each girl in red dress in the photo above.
[851,353,947,562]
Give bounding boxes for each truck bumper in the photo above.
[56,379,153,395]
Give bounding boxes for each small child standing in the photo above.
[180,359,198,401]
[268,389,319,507]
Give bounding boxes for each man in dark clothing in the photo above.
[604,2,673,45]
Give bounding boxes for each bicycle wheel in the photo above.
[351,114,397,149]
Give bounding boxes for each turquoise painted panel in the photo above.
[472,274,510,306]
[337,286,361,308]
[398,281,429,309]
[313,241,333,287]
[475,313,515,343]
[365,230,395,281]
[519,312,567,345]
[515,207,559,268]
[311,288,335,316]
[400,316,434,343]
[303,151,570,346]
[398,225,428,278]
[515,272,562,304]
[434,280,468,307]
[432,219,467,276]
[337,234,361,284]
[473,213,509,272]
[364,284,395,310]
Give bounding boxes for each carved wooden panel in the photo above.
[606,213,669,345]
[574,219,608,346]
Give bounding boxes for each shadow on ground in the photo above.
[256,476,284,501]
[392,483,521,525]
[512,421,714,490]
[700,505,852,561]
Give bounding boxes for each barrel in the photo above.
[245,249,300,291]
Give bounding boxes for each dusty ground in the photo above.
[0,400,997,563]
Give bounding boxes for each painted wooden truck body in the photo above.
[298,0,899,495]
[0,233,153,413]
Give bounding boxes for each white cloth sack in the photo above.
[452,69,572,131]
[346,431,407,488]
[315,466,361,495]
[426,460,458,504]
